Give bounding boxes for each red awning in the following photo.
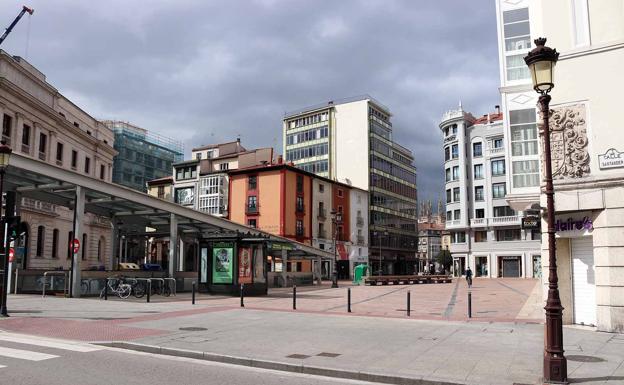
[337,244,348,260]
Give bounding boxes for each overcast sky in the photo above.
[1,0,501,205]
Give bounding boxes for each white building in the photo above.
[441,105,540,278]
[283,95,417,275]
[495,0,624,332]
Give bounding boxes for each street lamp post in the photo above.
[0,140,13,317]
[331,209,342,288]
[524,37,567,384]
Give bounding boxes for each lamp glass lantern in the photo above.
[0,141,12,170]
[524,37,559,94]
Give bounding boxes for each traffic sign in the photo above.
[71,238,80,254]
[8,248,14,263]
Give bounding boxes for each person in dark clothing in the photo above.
[465,266,473,288]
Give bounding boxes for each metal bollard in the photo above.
[468,291,472,318]
[407,290,411,317]
[192,281,196,305]
[347,287,351,313]
[147,280,151,303]
[293,285,297,310]
[240,283,244,308]
[104,279,108,300]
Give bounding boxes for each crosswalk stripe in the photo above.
[0,335,101,353]
[0,346,59,361]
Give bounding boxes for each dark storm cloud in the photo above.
[0,0,500,202]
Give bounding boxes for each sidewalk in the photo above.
[0,282,622,385]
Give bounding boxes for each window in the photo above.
[157,185,165,199]
[452,125,457,135]
[247,219,257,228]
[446,211,452,221]
[445,168,451,182]
[444,147,450,161]
[52,229,59,259]
[97,237,103,261]
[475,231,488,243]
[474,164,484,179]
[572,0,590,47]
[451,231,466,243]
[451,144,459,159]
[36,226,45,257]
[503,8,531,80]
[531,228,541,241]
[513,160,540,188]
[84,157,90,174]
[319,184,324,193]
[510,109,538,156]
[219,163,229,171]
[491,159,506,176]
[453,187,460,202]
[296,219,304,236]
[2,114,11,140]
[446,189,452,203]
[73,122,79,128]
[452,166,459,180]
[474,186,484,201]
[195,153,202,160]
[493,206,515,217]
[337,188,343,197]
[494,138,503,148]
[453,210,461,220]
[496,229,522,241]
[248,176,257,190]
[67,231,73,259]
[475,208,485,219]
[176,166,197,180]
[100,164,106,180]
[297,175,304,193]
[22,124,31,147]
[71,150,78,169]
[39,133,47,155]
[473,142,482,157]
[492,183,506,199]
[82,233,87,260]
[247,196,258,211]
[296,196,304,212]
[56,142,64,163]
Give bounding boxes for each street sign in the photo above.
[8,248,14,262]
[71,238,80,254]
[522,216,541,229]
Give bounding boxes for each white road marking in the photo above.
[0,365,6,369]
[0,334,102,353]
[0,346,59,361]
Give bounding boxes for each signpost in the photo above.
[71,238,80,255]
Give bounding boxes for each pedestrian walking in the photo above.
[465,266,473,288]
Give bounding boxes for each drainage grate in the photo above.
[567,355,605,363]
[179,327,208,332]
[286,354,311,359]
[317,352,341,358]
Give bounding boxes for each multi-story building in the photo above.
[169,140,273,216]
[416,200,445,272]
[440,106,540,278]
[283,95,417,275]
[103,121,183,193]
[0,51,116,270]
[495,0,624,332]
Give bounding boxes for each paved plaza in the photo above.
[0,278,622,385]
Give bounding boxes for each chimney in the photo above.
[277,155,283,164]
[487,114,491,124]
[495,105,500,114]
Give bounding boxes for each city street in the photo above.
[0,333,379,385]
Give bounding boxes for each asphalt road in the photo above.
[0,333,379,385]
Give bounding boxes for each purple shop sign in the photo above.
[555,216,593,232]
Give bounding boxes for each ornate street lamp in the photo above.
[0,140,13,317]
[524,37,567,384]
[331,209,342,288]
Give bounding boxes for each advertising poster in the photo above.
[253,245,266,283]
[212,243,233,284]
[238,247,253,284]
[200,248,208,283]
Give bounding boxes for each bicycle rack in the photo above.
[150,278,165,295]
[163,278,176,296]
[42,271,69,298]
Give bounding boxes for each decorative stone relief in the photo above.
[546,103,590,179]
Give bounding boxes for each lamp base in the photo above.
[544,354,568,385]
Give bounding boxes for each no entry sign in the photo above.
[8,248,15,263]
[71,238,80,254]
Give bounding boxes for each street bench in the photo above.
[364,275,452,286]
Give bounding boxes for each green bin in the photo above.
[353,264,368,285]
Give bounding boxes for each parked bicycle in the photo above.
[99,277,132,299]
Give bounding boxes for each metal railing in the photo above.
[41,271,69,297]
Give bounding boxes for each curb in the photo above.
[95,341,464,385]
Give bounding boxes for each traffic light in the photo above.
[6,216,20,242]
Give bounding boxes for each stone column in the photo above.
[168,214,178,278]
[281,248,287,287]
[71,186,85,298]
[109,220,117,271]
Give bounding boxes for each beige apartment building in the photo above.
[495,0,624,332]
[1,50,116,270]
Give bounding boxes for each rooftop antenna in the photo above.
[458,100,463,110]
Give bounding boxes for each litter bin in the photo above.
[352,264,368,285]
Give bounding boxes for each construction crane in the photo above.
[0,6,34,46]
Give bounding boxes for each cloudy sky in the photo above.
[1,0,501,204]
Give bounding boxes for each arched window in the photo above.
[52,229,59,259]
[81,233,87,261]
[97,236,105,262]
[36,226,45,257]
[67,231,73,259]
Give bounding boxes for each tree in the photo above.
[436,249,452,272]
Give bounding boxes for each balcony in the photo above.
[470,218,488,227]
[446,219,463,228]
[491,215,521,226]
[356,216,364,227]
[317,207,326,220]
[487,147,505,156]
[246,205,259,214]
